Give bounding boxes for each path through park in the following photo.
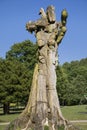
[0,120,87,125]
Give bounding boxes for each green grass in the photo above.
[73,122,87,130]
[0,113,19,122]
[0,125,5,130]
[61,105,87,120]
[61,105,87,130]
[0,105,87,130]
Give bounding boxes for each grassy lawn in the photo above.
[73,122,87,130]
[61,105,87,130]
[0,113,19,130]
[0,125,5,130]
[61,105,87,120]
[0,105,87,130]
[0,113,19,122]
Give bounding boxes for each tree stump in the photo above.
[5,5,79,130]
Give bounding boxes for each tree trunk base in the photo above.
[5,116,80,130]
[5,64,80,130]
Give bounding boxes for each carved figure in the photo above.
[6,5,78,130]
[26,5,68,130]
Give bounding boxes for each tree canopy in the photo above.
[60,58,87,105]
[0,40,38,114]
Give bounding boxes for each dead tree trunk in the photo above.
[5,5,79,130]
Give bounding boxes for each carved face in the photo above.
[46,6,56,23]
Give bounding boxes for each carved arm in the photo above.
[57,9,68,45]
[26,18,48,33]
[26,21,37,33]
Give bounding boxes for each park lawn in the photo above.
[0,113,19,122]
[73,122,87,130]
[61,105,87,130]
[0,114,19,130]
[0,105,87,130]
[61,105,87,120]
[0,125,5,130]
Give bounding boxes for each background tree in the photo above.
[62,58,87,105]
[0,40,38,114]
[56,65,70,106]
[6,40,38,69]
[0,59,29,114]
[6,40,38,95]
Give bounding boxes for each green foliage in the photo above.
[0,59,29,104]
[0,40,38,113]
[56,65,70,105]
[57,58,87,105]
[6,40,38,70]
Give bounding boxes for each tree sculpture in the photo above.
[6,5,78,130]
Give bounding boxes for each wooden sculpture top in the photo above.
[26,5,68,69]
[26,5,68,45]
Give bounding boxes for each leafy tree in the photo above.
[6,40,38,70]
[0,40,38,114]
[56,65,69,106]
[0,59,30,114]
[62,58,87,105]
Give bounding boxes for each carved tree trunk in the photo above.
[5,5,79,130]
[5,50,78,130]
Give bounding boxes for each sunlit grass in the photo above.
[0,125,5,130]
[61,105,87,120]
[0,113,19,122]
[73,122,87,130]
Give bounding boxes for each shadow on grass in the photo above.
[0,107,24,116]
[0,119,7,123]
[78,112,87,114]
[0,111,22,116]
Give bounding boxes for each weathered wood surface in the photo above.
[5,5,79,130]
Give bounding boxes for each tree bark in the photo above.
[5,5,79,130]
[5,64,79,130]
[3,103,9,115]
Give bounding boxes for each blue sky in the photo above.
[0,0,87,64]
